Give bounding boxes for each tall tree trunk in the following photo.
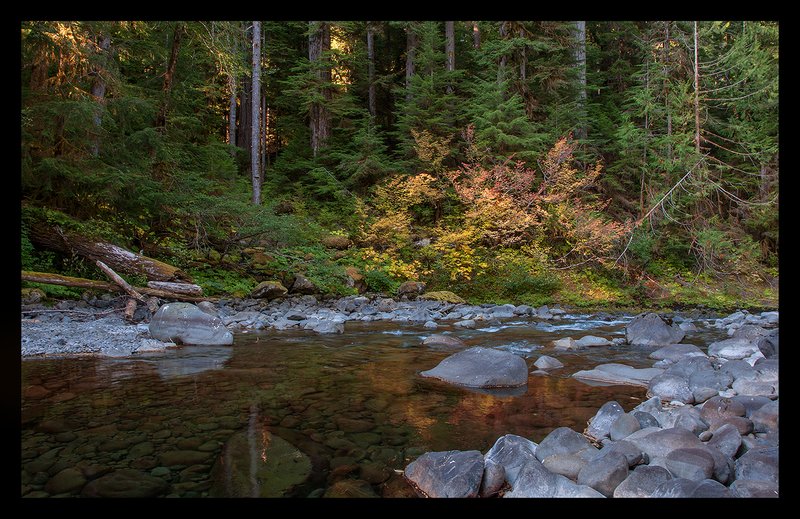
[693,21,701,155]
[367,22,376,119]
[405,24,417,102]
[445,21,455,94]
[237,73,251,155]
[90,34,111,157]
[261,92,267,183]
[663,21,673,164]
[574,21,587,140]
[472,22,481,49]
[518,26,527,81]
[498,21,508,84]
[227,74,237,153]
[309,21,331,157]
[155,23,184,130]
[251,21,262,205]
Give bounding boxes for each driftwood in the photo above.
[96,260,146,303]
[27,222,191,282]
[22,271,214,303]
[124,298,138,322]
[146,281,203,296]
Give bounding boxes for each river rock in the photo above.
[609,413,642,441]
[310,320,344,334]
[632,411,660,429]
[664,447,715,481]
[730,479,779,498]
[572,363,664,387]
[250,281,288,300]
[757,333,779,359]
[533,355,564,370]
[649,343,706,362]
[209,429,311,497]
[575,335,612,347]
[82,469,168,498]
[734,446,778,483]
[705,423,742,459]
[648,373,694,404]
[397,281,426,299]
[45,468,86,495]
[420,347,528,388]
[552,337,579,350]
[484,434,538,485]
[159,450,211,467]
[613,465,673,498]
[708,415,753,436]
[708,338,760,360]
[290,274,318,295]
[678,321,698,332]
[404,450,484,498]
[625,313,685,346]
[541,453,587,480]
[586,401,625,440]
[700,396,746,425]
[536,427,595,461]
[732,378,777,398]
[626,427,704,460]
[577,453,629,497]
[454,319,476,329]
[149,303,233,346]
[422,334,466,349]
[688,369,733,394]
[324,479,378,498]
[479,458,506,497]
[504,459,603,498]
[750,400,778,434]
[595,440,646,467]
[418,291,466,304]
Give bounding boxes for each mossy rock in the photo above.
[251,280,288,300]
[207,249,222,263]
[22,288,46,305]
[419,291,465,304]
[321,235,352,250]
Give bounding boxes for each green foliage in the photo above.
[189,267,256,298]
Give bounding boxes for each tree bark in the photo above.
[693,20,701,154]
[445,21,455,94]
[155,22,184,130]
[27,222,192,282]
[574,21,587,140]
[498,21,508,84]
[147,281,203,296]
[23,271,211,302]
[309,21,331,157]
[472,22,481,50]
[227,74,237,152]
[405,24,417,102]
[124,298,138,322]
[251,21,262,205]
[663,21,673,164]
[367,22,376,119]
[90,34,111,157]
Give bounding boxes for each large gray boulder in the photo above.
[420,347,528,388]
[149,302,233,345]
[535,427,596,462]
[613,465,673,498]
[504,459,604,498]
[734,446,779,483]
[649,344,707,362]
[625,313,685,346]
[483,434,538,486]
[664,448,715,481]
[708,338,761,361]
[706,423,743,459]
[586,401,625,440]
[625,427,704,460]
[577,453,629,497]
[572,363,664,387]
[648,373,694,404]
[404,450,484,498]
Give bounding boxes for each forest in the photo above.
[20,20,779,310]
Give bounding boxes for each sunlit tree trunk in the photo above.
[251,21,262,205]
[473,22,481,49]
[367,22,376,119]
[445,21,455,94]
[574,21,587,140]
[309,21,331,157]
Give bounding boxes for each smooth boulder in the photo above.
[625,313,685,346]
[572,363,663,387]
[420,347,528,388]
[484,434,538,486]
[149,303,233,346]
[404,450,484,498]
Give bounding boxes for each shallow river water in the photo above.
[21,313,727,498]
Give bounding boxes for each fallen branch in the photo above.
[96,260,146,303]
[147,281,203,296]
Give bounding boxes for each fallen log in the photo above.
[21,271,214,303]
[27,222,192,282]
[124,298,138,322]
[146,281,203,296]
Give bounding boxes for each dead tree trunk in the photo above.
[22,271,210,302]
[27,223,192,282]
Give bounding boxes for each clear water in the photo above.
[20,314,727,498]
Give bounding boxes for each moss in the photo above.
[418,291,466,304]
